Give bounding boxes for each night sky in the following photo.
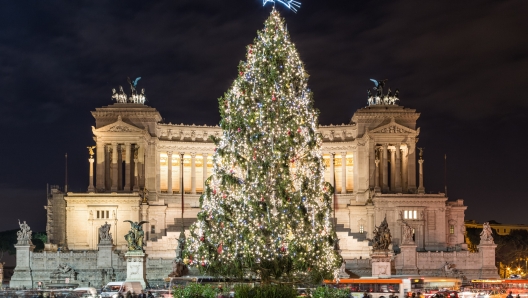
[1,0,527,234]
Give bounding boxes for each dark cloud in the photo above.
[0,0,527,231]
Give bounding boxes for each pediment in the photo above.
[93,116,145,133]
[369,118,418,135]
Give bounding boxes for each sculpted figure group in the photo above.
[124,220,149,251]
[480,222,494,242]
[372,217,392,251]
[99,222,113,243]
[111,77,146,104]
[367,79,400,106]
[17,219,32,243]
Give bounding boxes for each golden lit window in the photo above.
[403,210,417,219]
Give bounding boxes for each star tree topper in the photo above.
[263,0,301,13]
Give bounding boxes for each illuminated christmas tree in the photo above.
[184,9,341,283]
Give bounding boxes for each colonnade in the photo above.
[327,152,352,194]
[160,152,209,194]
[92,142,141,192]
[373,143,417,194]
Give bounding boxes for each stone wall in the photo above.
[12,249,173,289]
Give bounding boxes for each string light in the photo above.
[184,8,341,283]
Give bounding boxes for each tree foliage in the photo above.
[184,9,341,284]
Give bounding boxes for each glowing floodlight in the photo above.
[263,0,301,12]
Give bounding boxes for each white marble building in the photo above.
[12,93,498,288]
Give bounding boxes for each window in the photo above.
[403,210,418,219]
[106,210,109,218]
[151,225,156,234]
[97,211,100,218]
[450,225,454,234]
[359,225,364,233]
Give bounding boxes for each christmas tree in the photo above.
[184,9,341,283]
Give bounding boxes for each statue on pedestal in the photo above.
[99,222,113,244]
[16,220,33,245]
[124,220,149,251]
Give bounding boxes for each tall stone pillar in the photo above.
[407,141,417,193]
[117,145,123,190]
[418,156,425,194]
[191,153,196,194]
[394,144,402,193]
[329,153,335,189]
[341,152,347,194]
[133,157,139,192]
[374,157,381,193]
[111,142,118,192]
[390,148,396,191]
[382,144,389,193]
[105,145,111,190]
[88,157,95,192]
[402,146,409,193]
[167,151,173,194]
[179,153,184,193]
[96,143,105,191]
[124,143,131,192]
[202,153,208,192]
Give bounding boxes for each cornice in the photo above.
[321,142,358,151]
[65,198,141,204]
[157,143,216,153]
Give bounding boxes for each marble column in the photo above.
[179,153,184,193]
[167,151,173,194]
[418,158,425,194]
[111,142,118,192]
[382,144,389,193]
[329,153,335,190]
[394,144,402,193]
[407,142,417,192]
[191,153,197,194]
[402,146,409,193]
[133,157,139,192]
[88,157,95,192]
[374,157,381,193]
[341,152,347,194]
[117,145,123,190]
[390,148,396,191]
[202,153,208,192]
[124,143,131,191]
[96,143,105,191]
[105,145,111,190]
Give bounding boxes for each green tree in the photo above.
[184,8,341,284]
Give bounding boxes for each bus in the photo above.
[409,277,462,292]
[323,278,411,298]
[470,280,504,290]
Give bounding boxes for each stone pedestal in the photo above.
[97,242,114,268]
[371,250,393,277]
[10,243,35,288]
[478,241,500,278]
[396,243,418,274]
[125,251,147,288]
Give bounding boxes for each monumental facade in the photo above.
[12,84,498,288]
